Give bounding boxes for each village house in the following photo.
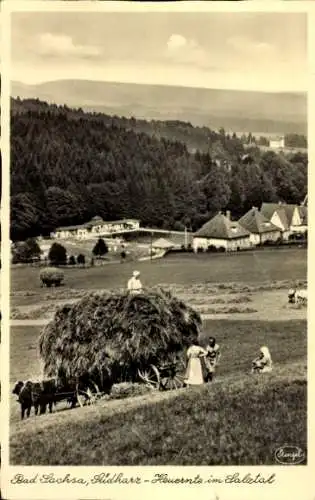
[238,207,282,245]
[269,136,285,149]
[51,216,140,240]
[260,203,290,240]
[260,202,307,237]
[193,211,251,252]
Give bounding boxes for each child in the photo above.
[204,336,221,382]
[251,346,273,373]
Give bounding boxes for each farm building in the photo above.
[260,203,290,240]
[51,216,140,240]
[261,202,307,236]
[193,211,251,252]
[269,136,285,149]
[238,207,282,245]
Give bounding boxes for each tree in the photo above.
[92,238,108,257]
[48,242,67,266]
[11,238,41,263]
[77,253,86,265]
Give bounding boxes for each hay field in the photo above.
[10,318,307,465]
[9,248,307,465]
[11,248,307,310]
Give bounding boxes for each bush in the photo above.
[207,245,217,253]
[48,242,67,265]
[39,267,65,288]
[77,254,85,265]
[68,255,76,266]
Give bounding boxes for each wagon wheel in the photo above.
[138,364,160,390]
[76,384,92,407]
[160,357,186,391]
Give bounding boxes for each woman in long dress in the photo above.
[184,344,207,386]
[251,346,273,373]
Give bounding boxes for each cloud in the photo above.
[36,33,101,58]
[227,36,274,55]
[166,33,210,68]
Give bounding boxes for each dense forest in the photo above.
[11,98,307,241]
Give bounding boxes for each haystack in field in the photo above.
[38,289,201,392]
[40,267,64,287]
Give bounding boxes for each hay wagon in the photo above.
[62,354,187,407]
[39,289,200,408]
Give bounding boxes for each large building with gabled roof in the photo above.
[193,211,251,252]
[238,207,282,245]
[260,202,307,237]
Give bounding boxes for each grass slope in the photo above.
[10,319,307,386]
[10,362,306,465]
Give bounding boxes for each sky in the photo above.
[11,11,308,93]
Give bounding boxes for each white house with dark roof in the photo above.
[51,216,140,240]
[238,207,282,245]
[193,211,251,252]
[260,202,307,237]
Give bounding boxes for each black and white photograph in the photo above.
[6,6,309,472]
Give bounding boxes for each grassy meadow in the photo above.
[11,248,307,305]
[9,248,307,465]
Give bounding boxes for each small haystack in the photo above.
[38,289,201,391]
[40,267,64,287]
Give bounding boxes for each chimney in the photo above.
[226,210,231,220]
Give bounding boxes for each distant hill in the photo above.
[10,97,307,241]
[11,80,307,136]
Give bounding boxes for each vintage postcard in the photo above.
[0,1,314,500]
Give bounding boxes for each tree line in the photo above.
[11,237,111,265]
[11,98,308,241]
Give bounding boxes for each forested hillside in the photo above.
[11,98,307,241]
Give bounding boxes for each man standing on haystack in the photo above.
[127,270,143,294]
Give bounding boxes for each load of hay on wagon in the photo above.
[38,289,201,394]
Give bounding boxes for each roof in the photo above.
[270,136,284,142]
[194,212,250,240]
[298,205,308,225]
[84,218,139,228]
[238,207,281,234]
[261,202,296,227]
[152,238,175,249]
[55,224,86,232]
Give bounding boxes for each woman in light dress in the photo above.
[184,344,207,386]
[251,346,273,373]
